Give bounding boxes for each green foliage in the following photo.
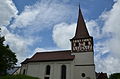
[1,75,39,79]
[0,28,18,76]
[109,73,120,79]
[0,36,5,45]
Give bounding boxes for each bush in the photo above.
[1,74,39,79]
[109,73,120,79]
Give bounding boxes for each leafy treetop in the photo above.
[0,28,18,76]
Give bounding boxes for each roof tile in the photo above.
[22,50,75,64]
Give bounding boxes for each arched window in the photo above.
[23,69,26,75]
[45,65,51,75]
[61,65,66,79]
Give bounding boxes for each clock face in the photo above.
[72,38,93,52]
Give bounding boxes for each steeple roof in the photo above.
[72,6,90,39]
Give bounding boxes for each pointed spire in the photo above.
[72,5,90,39]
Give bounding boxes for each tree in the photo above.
[0,28,18,76]
[109,73,120,79]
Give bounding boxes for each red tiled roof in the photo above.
[21,58,30,64]
[22,50,75,64]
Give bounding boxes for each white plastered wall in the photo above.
[72,52,96,79]
[22,61,73,79]
[20,52,96,79]
[72,52,94,65]
[20,64,28,75]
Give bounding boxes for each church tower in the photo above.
[70,6,93,52]
[70,6,96,79]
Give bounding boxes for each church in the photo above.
[20,6,96,79]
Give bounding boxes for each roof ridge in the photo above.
[36,50,71,53]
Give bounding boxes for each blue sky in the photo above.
[0,0,120,74]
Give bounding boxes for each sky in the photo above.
[0,0,120,74]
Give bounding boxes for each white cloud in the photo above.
[0,0,34,64]
[92,0,120,73]
[34,48,47,52]
[52,23,76,49]
[10,1,73,31]
[86,20,102,39]
[95,54,120,74]
[0,0,25,64]
[0,26,34,64]
[0,0,18,26]
[102,1,120,36]
[10,6,39,29]
[34,47,64,53]
[94,42,120,74]
[94,42,109,56]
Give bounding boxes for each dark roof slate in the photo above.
[21,50,74,64]
[72,6,90,39]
